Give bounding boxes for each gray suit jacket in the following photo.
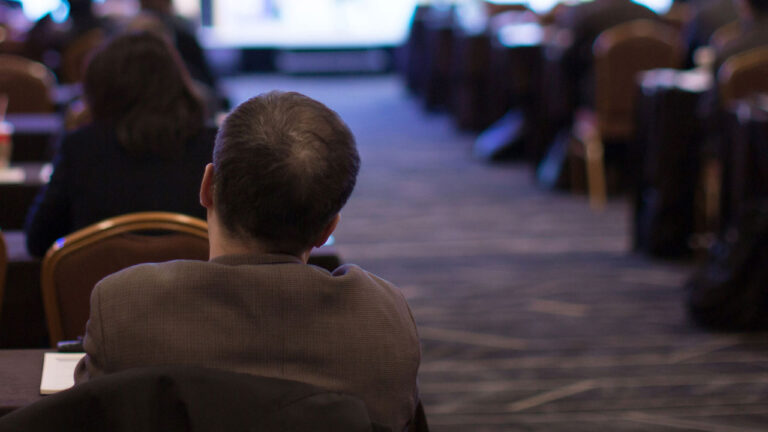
[74,254,421,431]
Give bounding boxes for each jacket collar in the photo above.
[210,253,303,266]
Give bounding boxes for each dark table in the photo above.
[5,114,64,163]
[632,68,713,257]
[450,26,492,131]
[0,162,49,231]
[478,21,548,161]
[0,349,48,416]
[490,21,545,119]
[0,229,343,349]
[0,231,49,348]
[421,7,456,111]
[722,94,768,228]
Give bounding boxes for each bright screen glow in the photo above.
[12,0,69,22]
[203,0,420,48]
[632,0,672,15]
[527,0,672,16]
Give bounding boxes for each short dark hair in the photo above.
[213,91,360,254]
[83,31,204,158]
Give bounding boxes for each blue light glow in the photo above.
[13,0,70,23]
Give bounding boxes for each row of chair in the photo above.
[402,4,768,254]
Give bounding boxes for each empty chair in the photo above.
[0,55,56,113]
[717,46,768,106]
[573,19,684,207]
[592,19,684,140]
[709,20,742,55]
[41,212,209,346]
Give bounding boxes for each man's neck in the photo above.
[208,226,310,263]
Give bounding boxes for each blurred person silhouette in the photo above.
[138,0,226,111]
[683,0,738,67]
[23,0,113,72]
[24,31,214,257]
[124,11,221,120]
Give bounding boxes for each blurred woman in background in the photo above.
[25,31,215,257]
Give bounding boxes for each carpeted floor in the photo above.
[224,74,768,431]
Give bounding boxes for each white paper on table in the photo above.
[40,352,85,395]
[0,167,25,183]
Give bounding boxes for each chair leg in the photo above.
[574,114,607,210]
[585,135,607,211]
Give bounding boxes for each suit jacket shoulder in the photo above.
[80,256,420,431]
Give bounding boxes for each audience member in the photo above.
[73,91,422,431]
[23,0,112,70]
[124,11,221,119]
[139,0,219,94]
[683,0,738,67]
[24,31,213,257]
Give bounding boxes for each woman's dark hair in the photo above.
[83,31,204,157]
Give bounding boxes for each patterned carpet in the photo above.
[224,74,768,431]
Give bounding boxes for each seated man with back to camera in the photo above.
[74,91,422,431]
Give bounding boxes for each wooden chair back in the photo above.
[0,54,56,113]
[484,1,529,16]
[60,29,105,84]
[709,20,741,54]
[41,212,209,347]
[718,47,768,107]
[0,25,24,55]
[593,19,684,139]
[661,2,691,32]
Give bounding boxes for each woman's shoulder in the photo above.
[60,122,117,154]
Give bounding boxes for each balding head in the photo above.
[211,91,360,255]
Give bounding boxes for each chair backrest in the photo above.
[60,29,105,84]
[709,20,741,54]
[0,366,382,432]
[0,54,56,113]
[485,2,529,16]
[593,19,684,139]
[41,212,210,346]
[718,47,768,107]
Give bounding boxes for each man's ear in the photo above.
[199,163,215,209]
[314,214,341,248]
